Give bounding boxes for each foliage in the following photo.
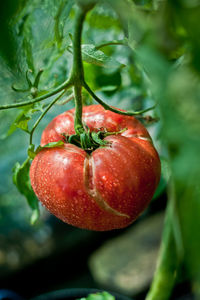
[79,291,115,300]
[12,158,39,224]
[0,0,200,299]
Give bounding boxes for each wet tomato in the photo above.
[30,105,161,231]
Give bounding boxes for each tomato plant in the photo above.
[30,105,160,230]
[1,0,200,299]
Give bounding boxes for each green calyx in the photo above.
[63,127,126,153]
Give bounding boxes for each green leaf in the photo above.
[33,140,64,157]
[0,0,24,68]
[22,16,35,72]
[28,144,36,159]
[152,157,171,201]
[30,208,40,225]
[82,44,125,68]
[8,110,30,134]
[68,44,125,68]
[95,68,121,95]
[12,158,39,224]
[5,103,44,137]
[54,0,74,47]
[160,157,171,182]
[100,85,118,92]
[91,132,107,146]
[79,292,115,300]
[87,5,121,30]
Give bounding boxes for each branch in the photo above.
[0,79,73,111]
[29,90,66,145]
[95,40,127,50]
[83,81,156,116]
[70,4,94,134]
[145,180,182,300]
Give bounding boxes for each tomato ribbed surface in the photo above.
[30,105,161,231]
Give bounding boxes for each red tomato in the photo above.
[30,105,161,231]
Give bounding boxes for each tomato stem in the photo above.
[95,39,127,50]
[145,180,182,300]
[0,79,73,110]
[29,90,66,145]
[74,85,84,134]
[70,5,89,134]
[83,81,156,116]
[70,6,85,85]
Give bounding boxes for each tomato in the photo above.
[30,105,161,231]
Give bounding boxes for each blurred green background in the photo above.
[0,0,200,299]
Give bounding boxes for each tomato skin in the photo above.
[30,105,161,231]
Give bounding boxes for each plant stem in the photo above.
[83,81,156,116]
[70,4,93,134]
[74,85,84,134]
[56,92,74,105]
[0,78,72,110]
[29,90,66,145]
[71,6,85,83]
[96,40,126,50]
[145,182,181,300]
[33,69,44,88]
